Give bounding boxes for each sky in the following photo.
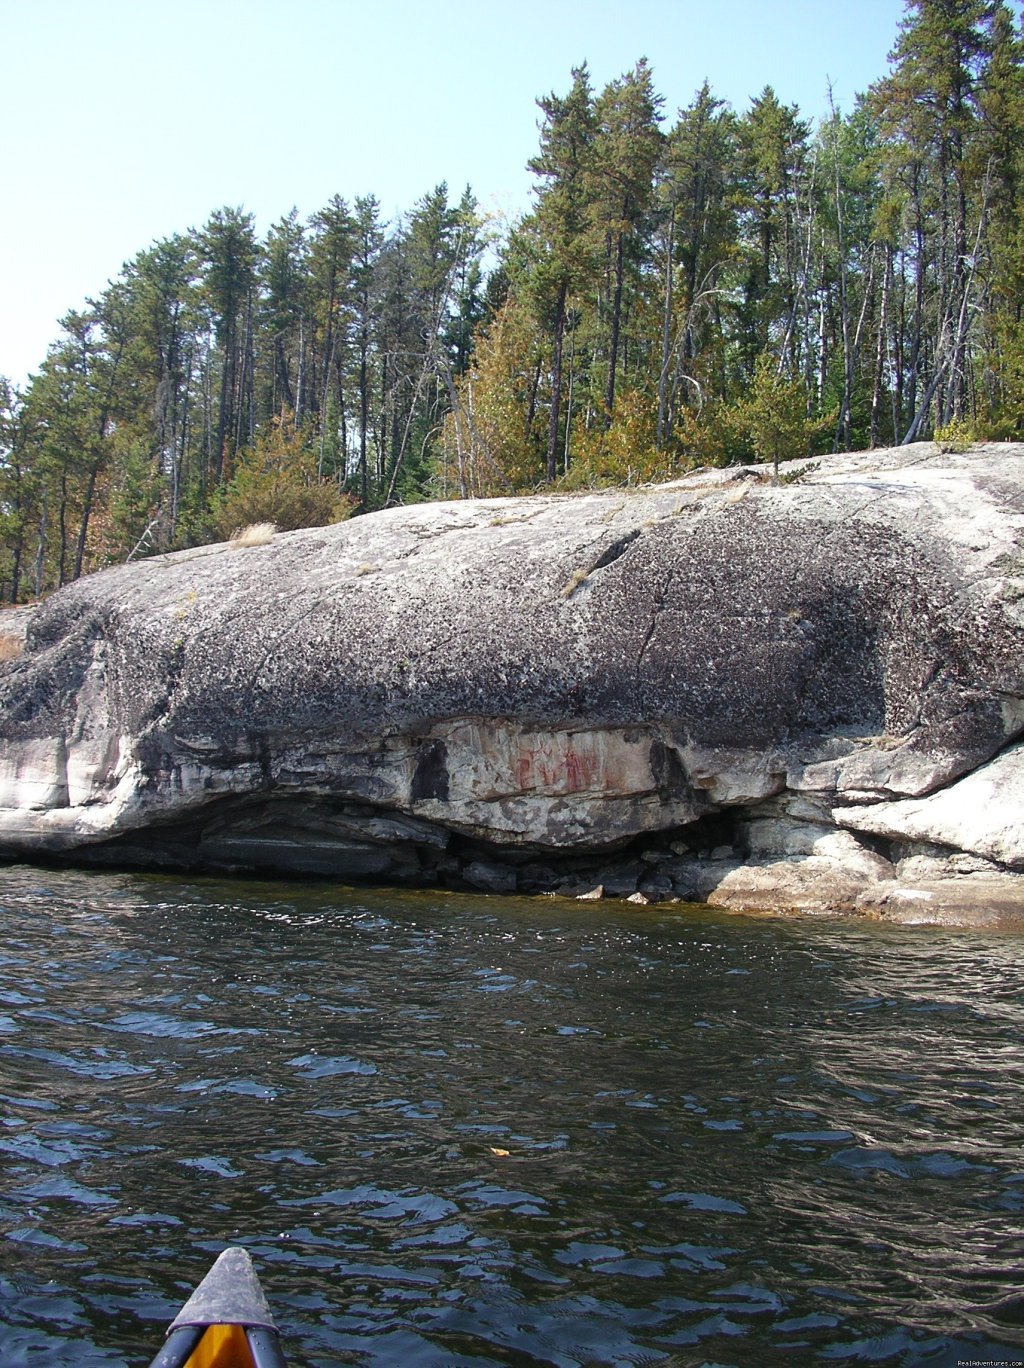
[0,0,907,388]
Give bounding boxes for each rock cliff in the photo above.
[3,442,1024,925]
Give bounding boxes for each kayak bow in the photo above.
[147,1247,288,1368]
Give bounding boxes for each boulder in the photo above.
[836,742,1024,868]
[3,442,1024,925]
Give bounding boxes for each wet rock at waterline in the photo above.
[3,441,1024,925]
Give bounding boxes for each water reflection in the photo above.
[0,865,1022,1365]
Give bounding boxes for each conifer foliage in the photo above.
[2,1,1023,602]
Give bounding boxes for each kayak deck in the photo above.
[148,1249,287,1368]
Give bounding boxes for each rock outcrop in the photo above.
[3,442,1024,925]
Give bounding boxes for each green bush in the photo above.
[211,414,356,540]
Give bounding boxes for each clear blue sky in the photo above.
[0,0,906,387]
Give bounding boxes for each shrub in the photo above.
[559,389,676,490]
[211,413,356,541]
[934,416,980,453]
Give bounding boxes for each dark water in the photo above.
[0,866,1023,1367]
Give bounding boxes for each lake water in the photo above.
[0,863,1022,1367]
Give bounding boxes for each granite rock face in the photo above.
[3,442,1024,924]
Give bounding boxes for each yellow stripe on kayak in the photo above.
[183,1322,255,1368]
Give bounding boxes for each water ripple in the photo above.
[1,866,1023,1365]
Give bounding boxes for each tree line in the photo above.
[0,185,487,602]
[2,0,1022,603]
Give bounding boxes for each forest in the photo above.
[2,0,1022,604]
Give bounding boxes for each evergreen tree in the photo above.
[448,186,487,377]
[307,195,356,475]
[529,64,597,479]
[261,209,308,422]
[117,234,200,541]
[815,100,884,449]
[657,83,738,440]
[199,207,259,482]
[976,4,1024,428]
[351,194,386,506]
[589,59,663,424]
[736,88,812,372]
[872,0,998,432]
[0,380,31,603]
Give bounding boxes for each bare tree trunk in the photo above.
[907,169,926,428]
[334,349,349,478]
[56,473,69,588]
[358,328,370,507]
[830,114,853,452]
[9,458,25,603]
[546,280,568,481]
[214,326,234,485]
[871,245,892,448]
[377,354,388,489]
[604,231,625,426]
[33,493,48,599]
[526,354,542,432]
[656,211,675,447]
[74,463,101,580]
[903,354,948,443]
[563,322,577,473]
[296,316,307,425]
[817,280,828,408]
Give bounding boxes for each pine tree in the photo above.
[199,207,259,483]
[261,209,308,422]
[529,64,597,479]
[307,195,356,475]
[118,234,200,540]
[872,0,997,433]
[657,83,738,441]
[380,184,464,503]
[0,379,31,603]
[589,59,663,425]
[351,195,385,506]
[976,4,1024,428]
[736,88,812,372]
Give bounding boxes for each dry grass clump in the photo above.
[229,522,277,548]
[561,566,590,599]
[0,635,24,662]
